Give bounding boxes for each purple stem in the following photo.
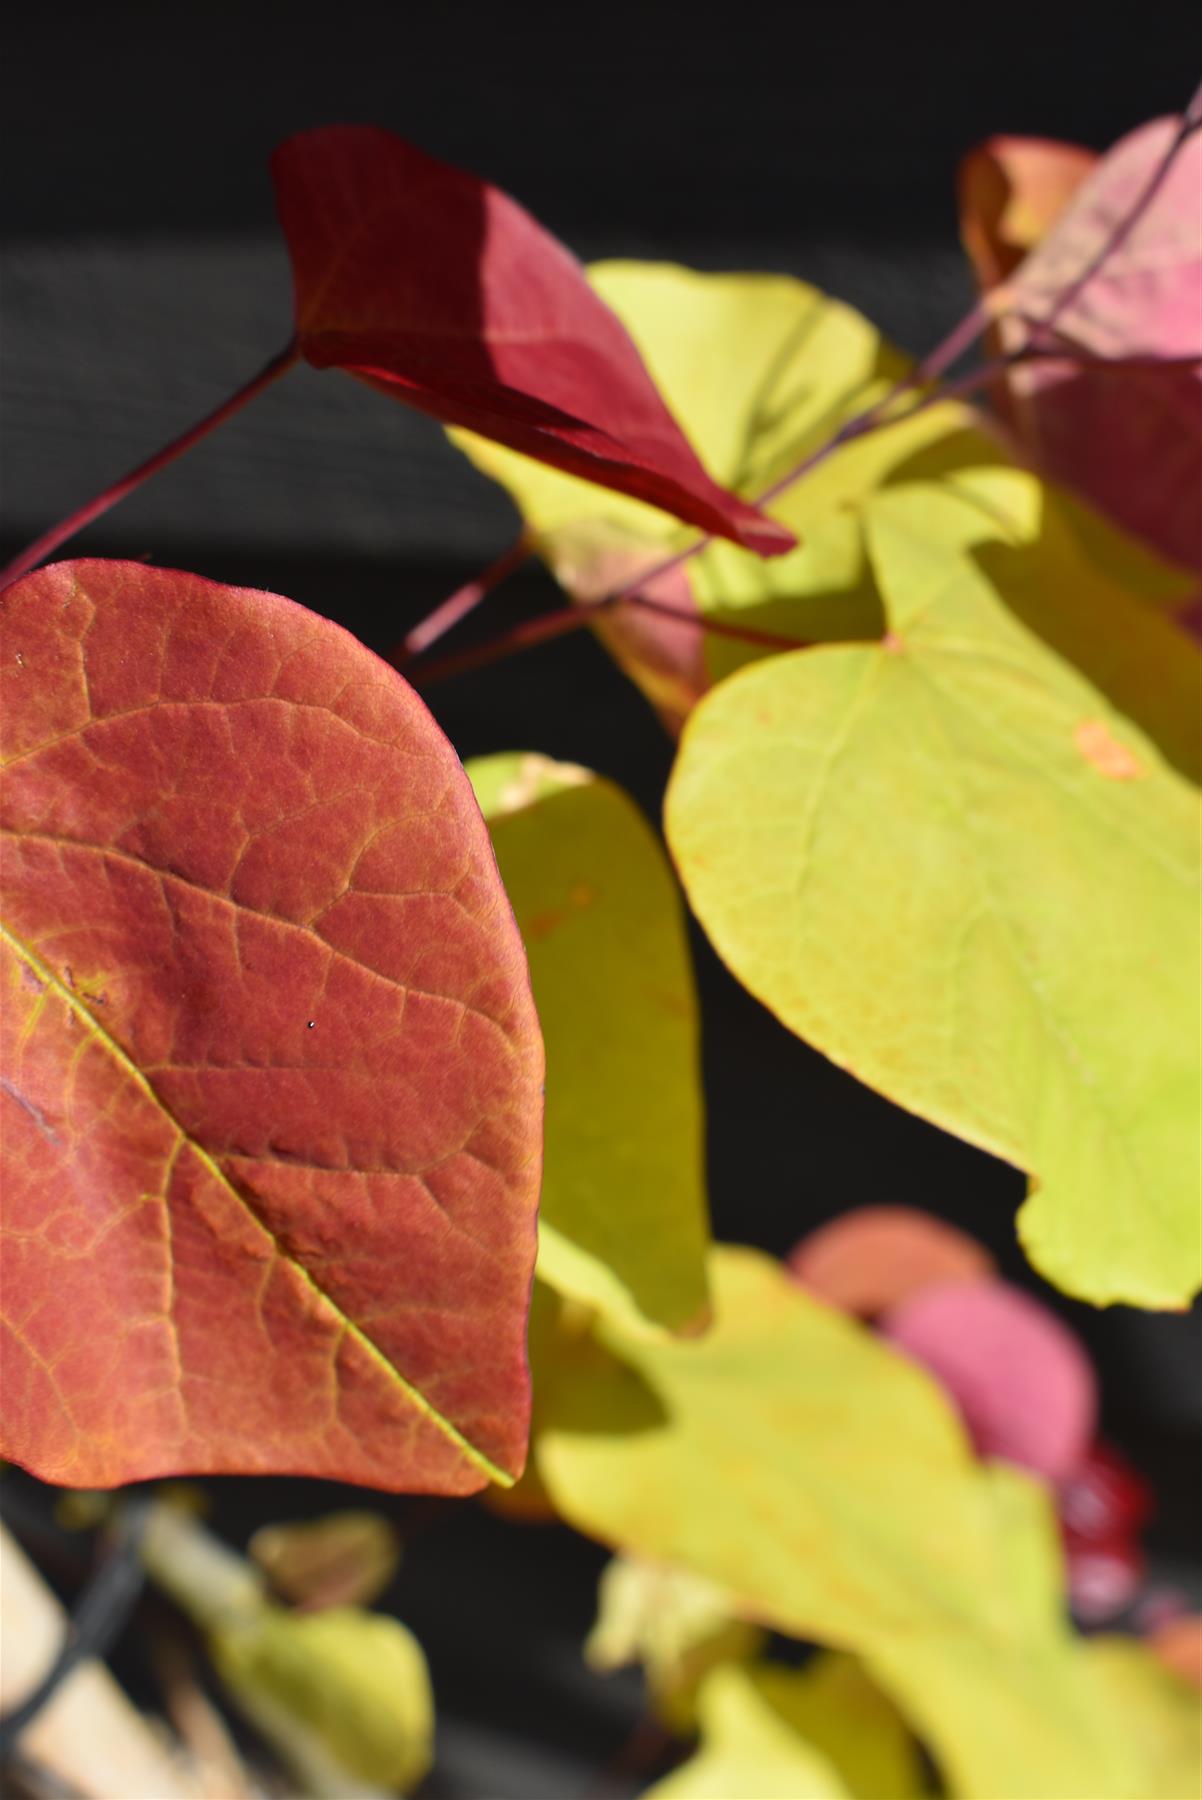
[0,344,301,590]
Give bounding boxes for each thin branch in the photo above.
[406,339,1184,690]
[0,343,300,589]
[388,532,532,666]
[1038,78,1202,333]
[618,590,808,651]
[408,602,594,686]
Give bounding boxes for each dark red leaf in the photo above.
[0,561,543,1493]
[271,128,793,556]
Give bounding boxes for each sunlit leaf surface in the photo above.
[273,132,790,553]
[470,753,710,1333]
[666,485,1201,1305]
[0,561,543,1490]
[536,1248,1140,1797]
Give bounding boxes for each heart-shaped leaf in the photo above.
[983,117,1202,574]
[271,131,791,556]
[666,481,1201,1307]
[0,560,543,1491]
[468,753,710,1334]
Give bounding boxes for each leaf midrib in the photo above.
[0,916,511,1485]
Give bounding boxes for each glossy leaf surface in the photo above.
[272,131,790,555]
[469,753,709,1334]
[536,1249,1138,1797]
[0,561,543,1491]
[993,118,1202,572]
[454,264,1006,725]
[667,484,1202,1306]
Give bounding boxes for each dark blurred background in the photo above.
[2,5,1199,1794]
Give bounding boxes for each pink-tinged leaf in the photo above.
[271,129,792,557]
[958,136,1098,292]
[988,118,1202,572]
[0,561,544,1494]
[880,1279,1097,1482]
[786,1205,994,1318]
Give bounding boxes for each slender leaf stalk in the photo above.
[0,343,300,588]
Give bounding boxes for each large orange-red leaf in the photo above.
[0,561,543,1493]
[271,128,792,556]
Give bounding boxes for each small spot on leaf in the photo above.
[1075,719,1141,781]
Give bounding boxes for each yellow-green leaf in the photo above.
[538,1248,1032,1649]
[757,1654,926,1800]
[534,1248,1151,1798]
[452,268,996,705]
[665,485,1202,1306]
[451,265,1188,725]
[469,754,710,1333]
[642,1662,851,1799]
[212,1606,433,1796]
[1084,1638,1202,1800]
[141,1503,431,1797]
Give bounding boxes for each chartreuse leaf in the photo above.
[212,1608,432,1798]
[533,1248,1155,1798]
[0,561,544,1492]
[643,1662,851,1799]
[468,754,710,1334]
[643,1656,925,1800]
[143,1502,432,1797]
[452,266,1000,712]
[1083,1638,1202,1800]
[666,485,1202,1306]
[451,264,1190,724]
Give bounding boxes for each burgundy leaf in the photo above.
[271,128,793,556]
